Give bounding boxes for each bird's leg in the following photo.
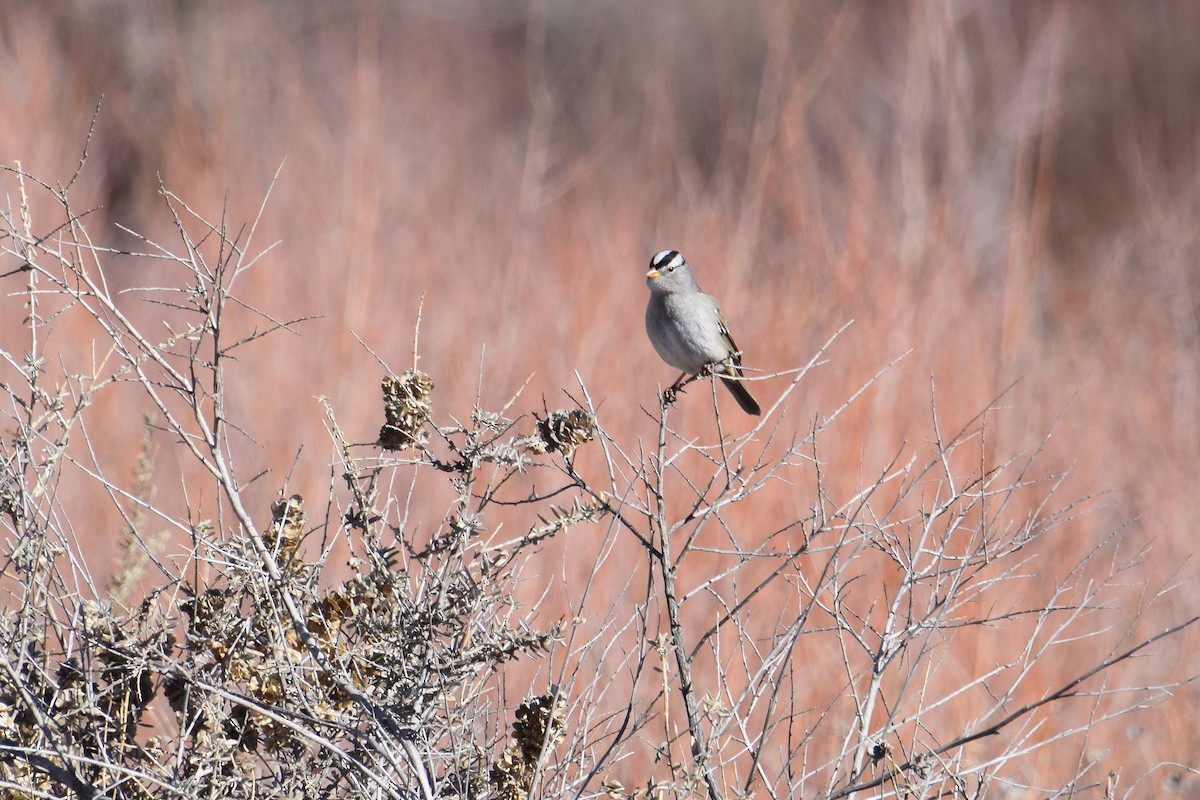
[706,352,742,376]
[662,372,692,406]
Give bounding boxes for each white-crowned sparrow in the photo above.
[644,249,761,416]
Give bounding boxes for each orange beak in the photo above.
[646,269,661,279]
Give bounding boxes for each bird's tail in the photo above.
[721,376,761,416]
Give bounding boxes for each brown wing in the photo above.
[717,312,745,373]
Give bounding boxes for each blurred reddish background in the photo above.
[2,0,1197,792]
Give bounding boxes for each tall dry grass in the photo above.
[1,0,1197,795]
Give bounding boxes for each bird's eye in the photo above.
[667,265,675,272]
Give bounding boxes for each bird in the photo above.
[644,249,761,416]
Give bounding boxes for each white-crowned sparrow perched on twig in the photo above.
[644,249,761,416]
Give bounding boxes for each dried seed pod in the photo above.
[265,494,306,561]
[535,409,597,456]
[378,370,435,450]
[490,690,568,800]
